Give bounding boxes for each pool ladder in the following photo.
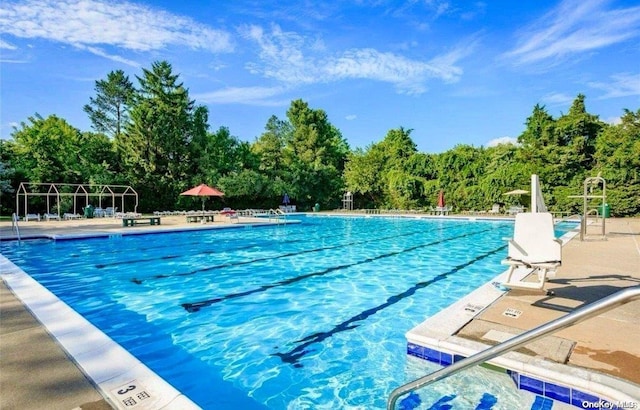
[387,286,640,409]
[11,213,21,242]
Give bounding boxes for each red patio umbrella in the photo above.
[437,190,445,208]
[180,184,225,215]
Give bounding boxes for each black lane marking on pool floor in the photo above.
[272,244,507,367]
[96,240,291,269]
[180,227,491,313]
[97,226,326,269]
[132,225,438,285]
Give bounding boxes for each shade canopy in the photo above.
[437,190,445,207]
[503,189,529,196]
[180,184,225,214]
[180,184,224,197]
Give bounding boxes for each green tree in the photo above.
[344,146,386,208]
[435,144,488,211]
[0,141,18,215]
[480,143,530,210]
[593,109,640,216]
[281,99,349,208]
[83,70,135,139]
[120,61,203,210]
[554,94,604,183]
[10,114,84,183]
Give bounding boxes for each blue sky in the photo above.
[1,0,639,153]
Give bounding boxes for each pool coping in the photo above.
[405,227,640,407]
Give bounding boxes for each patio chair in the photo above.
[500,212,562,294]
[507,205,525,215]
[488,204,500,214]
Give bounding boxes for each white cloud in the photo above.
[345,114,357,120]
[505,0,640,66]
[588,72,640,99]
[0,0,233,53]
[602,116,622,125]
[486,136,518,147]
[0,39,17,49]
[193,86,290,106]
[75,45,140,67]
[542,92,575,107]
[240,24,471,95]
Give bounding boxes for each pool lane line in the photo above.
[96,224,348,269]
[95,240,286,269]
[272,243,507,367]
[100,221,403,269]
[95,227,314,267]
[91,220,321,266]
[180,227,492,313]
[98,215,412,266]
[132,224,441,285]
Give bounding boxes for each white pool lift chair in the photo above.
[501,212,562,295]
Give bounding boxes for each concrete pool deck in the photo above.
[1,214,639,408]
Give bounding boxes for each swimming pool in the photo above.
[0,216,576,409]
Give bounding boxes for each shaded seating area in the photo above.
[15,182,139,221]
[501,212,562,294]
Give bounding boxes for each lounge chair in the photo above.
[507,205,525,215]
[24,213,40,222]
[488,204,500,214]
[44,213,60,221]
[501,212,562,294]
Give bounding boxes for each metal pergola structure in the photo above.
[16,182,138,218]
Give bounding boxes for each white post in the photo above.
[531,174,538,213]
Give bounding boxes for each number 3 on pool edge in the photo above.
[117,385,137,395]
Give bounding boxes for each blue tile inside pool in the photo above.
[406,343,620,409]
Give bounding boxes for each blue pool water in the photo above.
[0,216,576,409]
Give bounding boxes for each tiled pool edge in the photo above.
[0,254,201,410]
[404,227,640,408]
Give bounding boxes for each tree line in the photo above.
[1,60,638,216]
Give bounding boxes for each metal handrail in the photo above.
[11,213,21,241]
[388,286,640,409]
[554,213,581,224]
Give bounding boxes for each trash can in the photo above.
[84,204,94,218]
[313,203,320,212]
[598,203,610,218]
